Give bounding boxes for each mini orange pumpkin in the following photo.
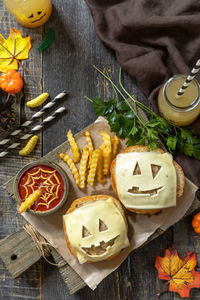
[0,70,24,94]
[192,212,200,234]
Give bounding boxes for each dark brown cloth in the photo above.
[85,0,200,186]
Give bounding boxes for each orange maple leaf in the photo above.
[155,245,200,298]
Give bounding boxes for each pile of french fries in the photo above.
[59,130,119,188]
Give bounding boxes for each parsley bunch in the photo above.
[86,66,200,160]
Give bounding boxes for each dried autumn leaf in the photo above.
[0,28,31,72]
[155,245,200,298]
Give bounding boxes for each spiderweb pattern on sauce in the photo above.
[18,165,65,211]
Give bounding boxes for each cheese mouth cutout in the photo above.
[63,198,129,263]
[81,236,118,255]
[127,186,164,197]
[115,152,177,210]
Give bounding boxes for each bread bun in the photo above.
[63,195,129,264]
[110,145,185,215]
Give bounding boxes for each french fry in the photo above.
[99,143,106,152]
[87,149,100,186]
[100,130,111,151]
[99,131,112,175]
[79,147,89,188]
[59,153,80,186]
[18,189,42,213]
[111,135,119,159]
[96,149,105,183]
[102,146,112,175]
[85,131,94,166]
[67,129,80,163]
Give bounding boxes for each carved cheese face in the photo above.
[115,152,177,210]
[63,198,129,264]
[8,0,52,28]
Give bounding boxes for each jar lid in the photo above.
[165,75,199,109]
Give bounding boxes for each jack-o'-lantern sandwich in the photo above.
[110,145,185,215]
[63,195,129,263]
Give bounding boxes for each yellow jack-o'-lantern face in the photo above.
[116,152,177,210]
[63,198,129,264]
[5,0,52,28]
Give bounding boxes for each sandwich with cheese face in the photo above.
[63,195,129,264]
[110,146,185,215]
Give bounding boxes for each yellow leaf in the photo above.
[0,28,31,72]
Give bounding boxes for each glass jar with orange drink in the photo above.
[158,74,200,126]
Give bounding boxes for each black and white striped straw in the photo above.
[0,107,66,158]
[0,91,67,146]
[177,59,200,96]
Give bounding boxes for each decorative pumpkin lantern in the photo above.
[3,0,52,28]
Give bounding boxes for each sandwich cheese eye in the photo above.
[82,226,91,238]
[133,162,141,175]
[38,11,42,15]
[99,219,108,232]
[151,164,161,179]
[28,14,34,18]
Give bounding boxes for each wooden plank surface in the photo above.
[0,1,43,299]
[0,230,41,278]
[0,1,200,300]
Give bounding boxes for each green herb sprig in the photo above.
[86,66,200,160]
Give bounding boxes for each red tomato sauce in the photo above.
[18,164,65,212]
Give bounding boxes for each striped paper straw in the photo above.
[0,107,66,158]
[0,91,67,146]
[177,59,200,96]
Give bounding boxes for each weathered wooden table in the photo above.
[0,1,200,299]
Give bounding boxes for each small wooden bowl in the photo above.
[13,160,69,216]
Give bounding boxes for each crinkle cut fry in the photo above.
[79,147,89,188]
[102,145,112,175]
[67,129,80,163]
[100,130,111,151]
[99,130,112,176]
[85,130,94,166]
[112,135,119,159]
[18,189,42,213]
[96,148,105,183]
[59,153,80,186]
[87,149,100,186]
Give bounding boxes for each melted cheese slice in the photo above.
[116,152,177,209]
[63,198,129,264]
